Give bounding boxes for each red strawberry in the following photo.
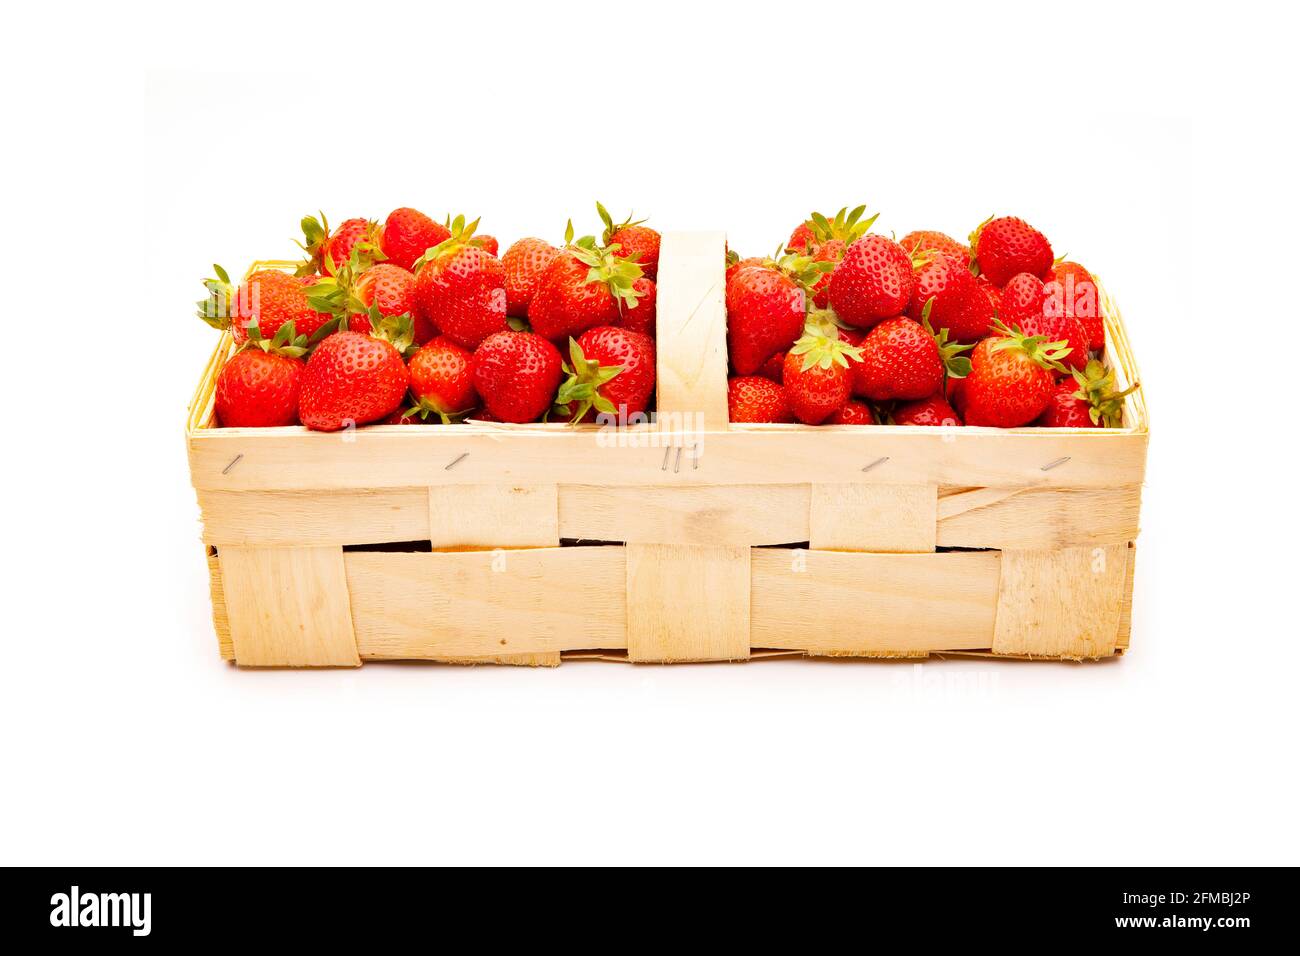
[971,216,1053,286]
[214,322,310,427]
[408,337,479,423]
[908,253,995,343]
[557,326,656,422]
[756,349,786,383]
[381,207,450,271]
[999,272,1048,330]
[893,395,963,427]
[414,215,507,350]
[199,266,335,344]
[297,214,385,277]
[725,253,766,284]
[598,203,660,280]
[726,265,805,375]
[475,234,499,256]
[529,224,645,343]
[502,237,561,317]
[472,330,563,423]
[349,263,418,331]
[828,234,915,329]
[899,230,970,265]
[1036,358,1137,428]
[1017,312,1087,376]
[809,239,844,308]
[728,375,794,423]
[298,324,411,431]
[786,219,817,254]
[618,277,657,337]
[852,315,969,402]
[829,400,876,425]
[782,330,864,425]
[379,407,425,425]
[1045,260,1104,352]
[978,275,1002,315]
[961,323,1072,427]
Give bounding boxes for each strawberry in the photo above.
[726,264,805,375]
[407,336,478,423]
[970,216,1053,286]
[782,329,864,425]
[475,234,499,256]
[851,310,972,402]
[380,207,450,271]
[599,203,660,279]
[829,400,876,425]
[297,214,385,277]
[999,272,1047,327]
[472,330,563,423]
[502,237,561,317]
[413,215,507,350]
[978,275,1002,315]
[997,273,1087,376]
[961,321,1072,427]
[808,239,844,308]
[1036,358,1137,428]
[618,277,657,337]
[828,234,915,329]
[214,321,310,427]
[198,266,334,344]
[298,319,412,431]
[893,395,963,427]
[899,230,970,265]
[556,326,656,422]
[786,220,817,255]
[789,207,878,305]
[1046,260,1104,352]
[756,349,786,383]
[725,252,766,284]
[728,375,794,423]
[529,223,645,343]
[1017,312,1088,376]
[908,253,995,343]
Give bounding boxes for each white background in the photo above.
[2,1,1297,865]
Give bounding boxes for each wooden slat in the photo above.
[992,544,1130,659]
[346,548,626,659]
[190,425,1149,492]
[625,543,750,662]
[750,548,1000,654]
[1115,541,1136,649]
[219,546,360,667]
[428,484,558,548]
[559,483,809,545]
[206,549,233,661]
[654,231,729,431]
[809,483,937,552]
[198,488,428,547]
[938,485,1141,550]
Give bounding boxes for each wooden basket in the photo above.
[187,232,1147,667]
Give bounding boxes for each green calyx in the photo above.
[919,297,974,379]
[596,201,648,245]
[238,319,312,359]
[554,337,624,423]
[789,328,864,373]
[564,220,645,311]
[407,395,472,426]
[361,306,417,357]
[988,317,1072,374]
[808,205,879,245]
[1070,358,1139,428]
[294,211,331,276]
[303,245,379,317]
[411,213,481,275]
[197,263,236,331]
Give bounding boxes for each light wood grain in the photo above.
[991,544,1130,659]
[346,548,626,659]
[219,546,360,667]
[559,483,810,545]
[937,485,1142,550]
[428,484,559,548]
[199,488,428,547]
[654,231,729,430]
[625,543,751,661]
[207,549,233,660]
[809,483,937,552]
[750,548,1000,654]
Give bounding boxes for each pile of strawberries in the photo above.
[198,204,660,430]
[726,208,1135,428]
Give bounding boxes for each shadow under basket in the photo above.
[187,232,1148,667]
